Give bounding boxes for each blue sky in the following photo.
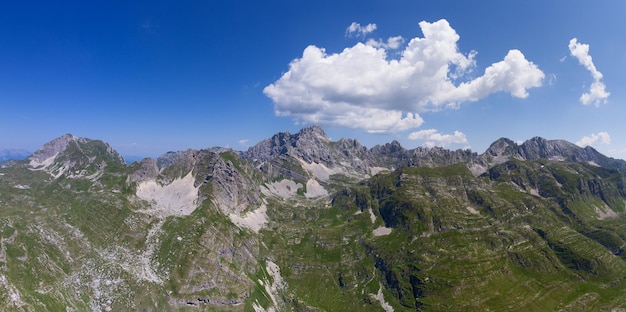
[1,1,625,159]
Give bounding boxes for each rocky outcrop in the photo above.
[242,125,331,163]
[27,133,80,168]
[203,151,262,215]
[127,158,159,183]
[242,126,379,181]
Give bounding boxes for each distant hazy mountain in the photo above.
[2,127,626,311]
[0,148,30,163]
[122,155,147,164]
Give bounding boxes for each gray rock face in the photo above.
[242,125,331,163]
[480,136,626,170]
[127,158,159,183]
[485,138,517,157]
[28,133,80,166]
[24,134,125,181]
[204,153,261,214]
[139,148,262,215]
[518,137,581,160]
[242,126,376,180]
[244,128,626,180]
[244,127,483,178]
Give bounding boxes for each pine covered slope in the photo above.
[1,126,626,311]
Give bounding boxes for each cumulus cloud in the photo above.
[576,131,611,147]
[568,38,610,106]
[346,22,377,37]
[265,19,544,134]
[408,129,468,147]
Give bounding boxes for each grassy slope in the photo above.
[3,148,626,311]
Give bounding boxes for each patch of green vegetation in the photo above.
[220,151,245,174]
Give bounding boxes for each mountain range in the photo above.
[1,126,626,311]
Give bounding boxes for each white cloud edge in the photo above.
[346,22,377,37]
[408,129,469,148]
[576,131,611,147]
[568,38,610,106]
[265,19,545,134]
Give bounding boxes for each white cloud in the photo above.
[366,36,405,50]
[408,129,468,147]
[346,22,377,37]
[568,38,610,106]
[239,139,249,147]
[548,73,557,86]
[576,131,611,147]
[264,19,544,134]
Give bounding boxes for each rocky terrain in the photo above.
[1,126,626,311]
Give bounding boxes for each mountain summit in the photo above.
[483,136,626,170]
[26,133,125,179]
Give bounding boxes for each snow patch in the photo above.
[297,159,337,181]
[297,156,359,181]
[29,152,58,170]
[262,179,302,198]
[466,206,480,215]
[257,260,285,312]
[252,301,269,312]
[304,178,328,198]
[370,283,394,312]
[265,261,285,305]
[229,204,268,233]
[373,226,392,236]
[136,171,199,217]
[13,184,30,190]
[369,208,377,224]
[28,152,72,179]
[528,188,540,196]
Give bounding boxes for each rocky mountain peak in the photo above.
[28,133,80,166]
[518,137,587,161]
[242,125,331,163]
[295,125,328,141]
[485,137,517,157]
[26,134,125,179]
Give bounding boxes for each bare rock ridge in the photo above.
[22,127,626,179]
[28,134,124,167]
[483,136,626,170]
[25,133,126,179]
[242,125,331,163]
[241,126,626,177]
